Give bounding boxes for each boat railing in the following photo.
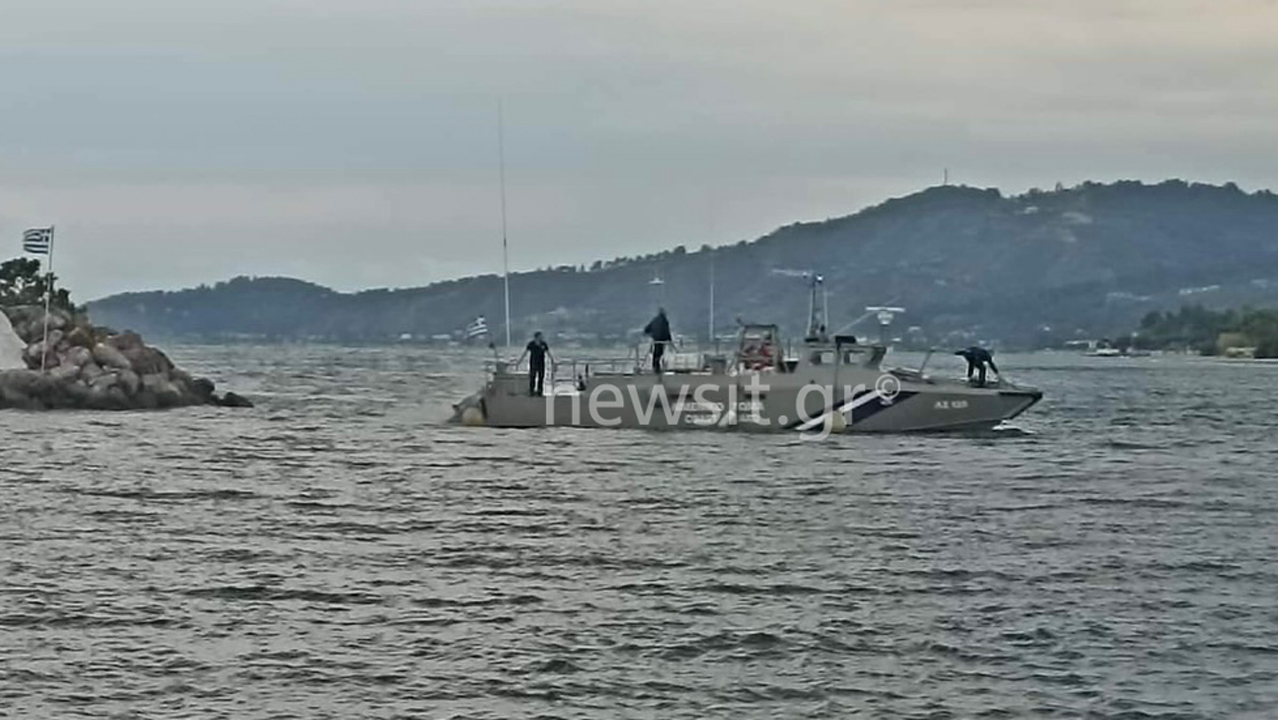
[882,347,935,383]
[489,351,641,384]
[488,340,724,382]
[877,346,1036,391]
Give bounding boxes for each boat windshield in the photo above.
[807,349,837,365]
[830,340,887,368]
[802,344,881,367]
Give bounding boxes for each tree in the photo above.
[0,258,75,311]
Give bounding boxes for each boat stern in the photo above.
[449,390,487,426]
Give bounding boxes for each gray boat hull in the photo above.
[452,365,1041,434]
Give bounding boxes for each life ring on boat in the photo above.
[747,343,773,370]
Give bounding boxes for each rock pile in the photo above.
[0,305,252,411]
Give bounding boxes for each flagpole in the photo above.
[708,252,715,344]
[40,226,56,372]
[498,99,512,349]
[706,193,717,348]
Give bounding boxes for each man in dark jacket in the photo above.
[643,308,672,375]
[955,346,999,385]
[515,331,555,396]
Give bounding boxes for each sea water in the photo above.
[2,347,1276,718]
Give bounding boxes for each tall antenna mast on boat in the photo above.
[708,252,715,343]
[498,99,512,348]
[770,268,827,339]
[806,273,828,339]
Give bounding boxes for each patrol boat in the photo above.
[449,278,1042,433]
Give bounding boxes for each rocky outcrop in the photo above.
[0,305,252,411]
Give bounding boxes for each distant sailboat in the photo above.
[648,272,665,306]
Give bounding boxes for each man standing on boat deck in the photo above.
[515,331,555,396]
[955,346,999,386]
[644,308,673,375]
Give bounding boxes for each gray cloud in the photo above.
[2,0,1275,298]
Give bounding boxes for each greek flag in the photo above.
[23,227,53,254]
[465,315,488,338]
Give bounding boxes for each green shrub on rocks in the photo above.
[0,258,75,312]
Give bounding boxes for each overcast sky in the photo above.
[2,0,1276,299]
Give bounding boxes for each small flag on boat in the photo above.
[465,315,489,338]
[23,227,53,254]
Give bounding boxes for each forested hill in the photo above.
[87,180,1278,348]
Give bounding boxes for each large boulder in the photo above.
[107,331,144,353]
[0,370,59,410]
[92,342,132,371]
[0,370,38,408]
[219,391,254,408]
[141,373,185,407]
[64,325,94,349]
[117,369,141,397]
[49,363,80,383]
[89,371,119,392]
[126,347,173,375]
[85,383,129,411]
[60,379,91,407]
[64,346,93,368]
[80,362,105,381]
[189,377,216,404]
[133,388,159,410]
[23,330,64,369]
[105,332,173,375]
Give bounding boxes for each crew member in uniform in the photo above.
[955,346,999,386]
[515,331,555,396]
[643,308,673,375]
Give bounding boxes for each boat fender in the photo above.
[460,405,485,426]
[827,411,848,433]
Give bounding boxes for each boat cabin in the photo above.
[735,324,886,373]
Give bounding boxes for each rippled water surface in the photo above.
[3,347,1277,719]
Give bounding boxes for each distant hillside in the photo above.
[87,180,1278,348]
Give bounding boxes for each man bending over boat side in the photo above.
[954,346,999,386]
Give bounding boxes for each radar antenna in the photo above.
[770,268,828,340]
[864,305,906,345]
